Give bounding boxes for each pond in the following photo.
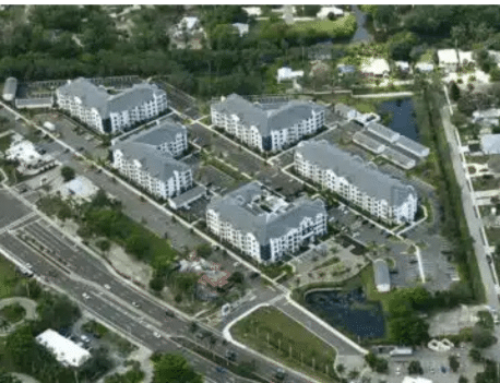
[378,98,421,142]
[304,288,385,339]
[350,6,373,43]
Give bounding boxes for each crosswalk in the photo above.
[0,212,38,235]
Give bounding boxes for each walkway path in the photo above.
[0,297,38,336]
[12,373,40,383]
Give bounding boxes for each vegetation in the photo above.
[105,361,144,383]
[60,166,76,182]
[0,303,26,324]
[288,15,357,38]
[231,307,337,382]
[407,360,423,375]
[151,353,203,383]
[364,352,388,373]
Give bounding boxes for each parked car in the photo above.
[215,366,227,373]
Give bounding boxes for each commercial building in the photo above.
[2,77,17,101]
[373,258,391,293]
[111,120,191,199]
[15,97,54,109]
[211,94,325,152]
[56,78,167,134]
[480,134,500,154]
[295,140,418,224]
[36,329,91,368]
[206,182,327,263]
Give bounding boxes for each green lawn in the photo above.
[472,176,500,191]
[231,307,337,382]
[290,14,356,36]
[0,303,25,324]
[0,134,12,152]
[0,257,21,299]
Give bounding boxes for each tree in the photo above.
[153,353,203,383]
[228,271,244,285]
[60,166,75,182]
[458,376,468,383]
[0,370,21,383]
[196,244,212,259]
[408,360,423,375]
[364,352,389,374]
[472,326,497,348]
[96,239,111,254]
[449,355,460,372]
[336,363,345,374]
[450,82,461,101]
[469,348,482,363]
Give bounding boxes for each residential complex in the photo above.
[211,94,325,152]
[56,78,167,134]
[295,140,418,224]
[111,119,192,199]
[206,182,327,263]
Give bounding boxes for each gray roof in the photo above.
[120,120,186,148]
[207,181,326,245]
[334,103,356,116]
[170,185,206,206]
[353,131,386,154]
[481,134,500,154]
[373,259,390,287]
[211,94,325,137]
[381,147,416,169]
[366,121,400,143]
[295,140,417,207]
[112,121,189,180]
[3,77,17,97]
[395,135,430,157]
[15,97,54,108]
[57,78,165,119]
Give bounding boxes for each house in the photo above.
[177,16,200,33]
[415,62,434,73]
[232,23,249,37]
[277,67,304,83]
[295,140,418,224]
[206,182,327,263]
[337,64,356,75]
[56,78,167,134]
[211,94,325,152]
[480,134,500,154]
[242,6,261,17]
[316,6,344,19]
[373,258,391,293]
[437,49,459,71]
[360,58,390,77]
[334,103,359,120]
[36,329,91,368]
[111,119,192,199]
[2,77,17,101]
[395,61,410,72]
[473,109,500,125]
[458,50,475,66]
[402,377,433,383]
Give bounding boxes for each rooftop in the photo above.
[211,94,324,137]
[438,49,459,65]
[360,58,390,75]
[395,135,430,157]
[366,121,400,143]
[353,131,386,154]
[296,140,417,206]
[36,329,91,368]
[373,258,390,289]
[207,182,325,245]
[15,97,54,108]
[57,78,165,119]
[381,146,416,169]
[402,377,433,383]
[61,176,99,201]
[481,134,500,154]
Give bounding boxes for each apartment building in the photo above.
[295,140,417,224]
[206,182,327,263]
[57,78,167,134]
[211,94,325,152]
[111,120,191,199]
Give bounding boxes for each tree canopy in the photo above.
[153,353,203,383]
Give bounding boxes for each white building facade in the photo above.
[206,182,327,263]
[57,78,167,134]
[295,141,418,224]
[111,120,191,199]
[211,94,325,152]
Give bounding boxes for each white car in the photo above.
[82,293,90,300]
[153,332,161,339]
[104,284,111,290]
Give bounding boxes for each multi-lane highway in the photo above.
[0,186,321,383]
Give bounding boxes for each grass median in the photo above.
[231,306,338,382]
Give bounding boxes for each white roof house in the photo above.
[415,62,434,72]
[232,23,249,37]
[360,58,390,77]
[402,377,433,383]
[242,6,261,16]
[438,49,459,70]
[176,16,200,36]
[36,329,91,368]
[481,134,500,154]
[395,61,410,72]
[316,6,344,19]
[458,50,475,65]
[473,109,500,124]
[277,67,304,83]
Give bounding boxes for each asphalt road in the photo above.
[0,188,316,383]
